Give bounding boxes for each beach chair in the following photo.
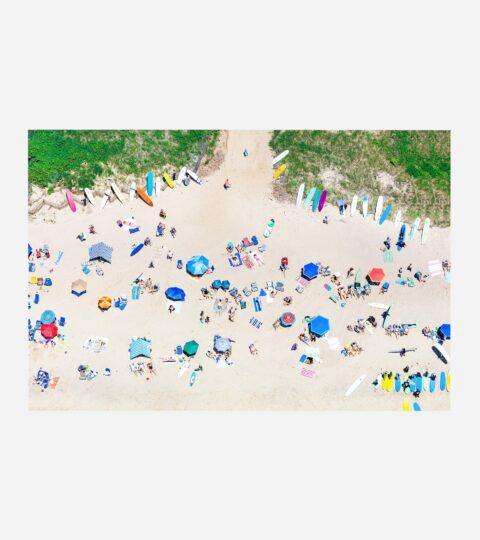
[30,276,37,285]
[258,243,267,252]
[381,282,390,294]
[250,282,258,292]
[242,287,252,297]
[275,281,284,291]
[59,316,66,327]
[37,278,44,287]
[229,287,239,298]
[251,235,259,246]
[29,263,35,273]
[240,300,247,309]
[44,278,52,286]
[295,285,304,294]
[175,345,183,355]
[266,281,274,290]
[329,294,339,303]
[242,237,252,247]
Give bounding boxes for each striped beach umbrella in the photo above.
[279,312,296,327]
[98,296,112,311]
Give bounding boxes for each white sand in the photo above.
[28,130,450,410]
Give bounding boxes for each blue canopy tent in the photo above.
[186,255,209,276]
[129,338,152,360]
[309,315,330,337]
[89,242,113,263]
[214,335,231,353]
[165,287,186,301]
[438,324,451,340]
[302,262,319,280]
[40,310,56,324]
[211,279,222,290]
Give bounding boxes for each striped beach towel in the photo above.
[241,255,255,269]
[428,260,444,277]
[249,317,262,329]
[383,249,393,263]
[300,367,315,378]
[131,285,141,300]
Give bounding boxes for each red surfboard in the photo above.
[318,190,327,212]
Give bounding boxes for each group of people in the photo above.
[385,324,410,338]
[347,316,377,334]
[199,311,211,324]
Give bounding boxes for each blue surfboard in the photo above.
[189,371,196,386]
[395,373,401,392]
[397,224,406,251]
[130,243,144,257]
[440,371,446,391]
[379,205,392,225]
[415,375,423,392]
[429,374,436,392]
[147,171,154,196]
[303,187,317,209]
[312,189,321,212]
[413,402,422,411]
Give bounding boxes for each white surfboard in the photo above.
[394,210,402,227]
[362,195,368,218]
[345,374,366,397]
[364,320,374,335]
[155,177,161,197]
[368,302,390,309]
[351,195,358,216]
[178,361,190,377]
[111,182,124,203]
[374,196,384,221]
[84,188,95,206]
[409,217,421,240]
[421,218,430,244]
[186,169,201,184]
[272,150,289,166]
[296,183,305,206]
[177,166,187,186]
[100,189,111,209]
[433,344,450,364]
[129,181,136,203]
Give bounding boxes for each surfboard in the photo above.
[303,187,316,209]
[147,171,154,196]
[362,195,368,218]
[186,169,201,184]
[379,204,391,225]
[273,163,287,179]
[368,302,390,309]
[364,320,374,335]
[422,374,430,391]
[296,183,305,206]
[178,361,190,378]
[402,398,411,411]
[413,402,422,412]
[394,210,402,227]
[350,195,358,216]
[345,373,366,397]
[155,177,161,197]
[374,196,384,221]
[318,190,327,212]
[84,188,95,206]
[312,190,321,212]
[397,224,406,251]
[129,182,136,203]
[429,375,436,392]
[100,189,111,210]
[434,343,450,364]
[66,190,76,212]
[136,187,153,207]
[189,371,197,386]
[440,371,446,391]
[421,218,430,245]
[446,372,451,392]
[415,374,423,393]
[130,243,144,257]
[163,172,174,189]
[177,166,187,186]
[409,217,421,240]
[381,374,388,391]
[386,373,394,391]
[272,150,289,166]
[111,182,124,203]
[395,373,401,392]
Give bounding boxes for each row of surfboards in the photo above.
[296,185,431,245]
[376,371,451,393]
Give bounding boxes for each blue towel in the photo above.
[132,286,141,300]
[129,227,140,234]
[59,316,65,327]
[34,293,39,304]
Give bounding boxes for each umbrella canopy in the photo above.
[221,280,231,290]
[279,312,296,327]
[211,279,222,289]
[186,255,209,276]
[309,315,330,337]
[367,267,386,285]
[98,296,112,310]
[302,262,319,280]
[41,323,58,339]
[40,309,56,324]
[184,340,200,357]
[71,279,87,297]
[214,335,231,353]
[165,287,186,301]
[129,338,152,360]
[438,324,451,340]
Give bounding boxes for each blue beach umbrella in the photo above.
[302,262,319,280]
[438,324,451,340]
[221,280,231,290]
[214,335,231,353]
[186,255,209,276]
[211,279,222,290]
[40,310,56,324]
[28,243,32,258]
[336,199,347,208]
[165,287,186,301]
[309,315,330,337]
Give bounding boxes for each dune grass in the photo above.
[270,130,450,226]
[28,130,219,190]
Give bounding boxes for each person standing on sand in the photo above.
[243,148,248,157]
[224,179,231,190]
[347,267,354,278]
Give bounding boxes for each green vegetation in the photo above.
[270,130,450,226]
[28,130,219,190]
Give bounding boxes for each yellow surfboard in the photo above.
[446,372,451,392]
[402,398,411,411]
[273,163,287,179]
[386,373,394,392]
[381,374,387,391]
[163,172,174,189]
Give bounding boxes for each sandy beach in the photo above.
[28,130,450,410]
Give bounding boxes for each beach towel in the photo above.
[324,284,332,291]
[228,252,243,268]
[253,298,262,312]
[428,260,444,277]
[129,227,140,234]
[49,376,60,389]
[132,285,141,300]
[327,337,341,351]
[251,251,265,266]
[29,262,35,273]
[241,255,255,269]
[297,277,310,288]
[383,249,393,263]
[249,317,263,329]
[300,367,315,378]
[34,293,40,304]
[242,237,252,247]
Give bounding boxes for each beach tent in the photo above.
[221,280,231,290]
[89,242,113,263]
[214,335,231,353]
[279,312,296,327]
[71,279,87,297]
[184,340,200,357]
[309,315,330,337]
[302,263,319,280]
[129,337,152,360]
[40,310,56,324]
[165,287,186,301]
[40,323,58,340]
[98,296,112,311]
[367,267,386,285]
[211,279,222,290]
[438,324,451,340]
[186,255,209,276]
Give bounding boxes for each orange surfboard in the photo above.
[136,187,153,207]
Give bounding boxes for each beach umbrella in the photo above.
[28,243,32,258]
[40,310,56,324]
[184,340,200,357]
[71,279,87,297]
[279,312,296,327]
[165,287,186,301]
[221,280,231,290]
[309,315,330,337]
[302,262,319,280]
[214,335,231,353]
[186,255,209,276]
[337,199,346,207]
[40,323,58,339]
[367,267,386,285]
[438,324,451,340]
[211,279,222,290]
[98,296,112,311]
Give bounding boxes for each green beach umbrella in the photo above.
[184,340,199,357]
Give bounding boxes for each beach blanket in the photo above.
[228,252,243,268]
[241,255,255,269]
[216,358,234,369]
[129,227,140,234]
[300,367,315,378]
[383,249,393,263]
[132,285,141,300]
[428,259,444,277]
[249,317,263,329]
[327,337,341,351]
[297,277,310,288]
[250,251,264,266]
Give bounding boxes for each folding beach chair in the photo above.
[251,282,258,292]
[329,294,339,303]
[275,281,284,291]
[242,237,252,247]
[251,236,259,246]
[258,243,267,253]
[295,285,304,294]
[30,276,37,284]
[243,287,252,297]
[175,345,183,355]
[59,317,66,327]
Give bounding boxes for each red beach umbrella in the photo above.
[279,312,296,327]
[367,267,386,285]
[41,323,58,339]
